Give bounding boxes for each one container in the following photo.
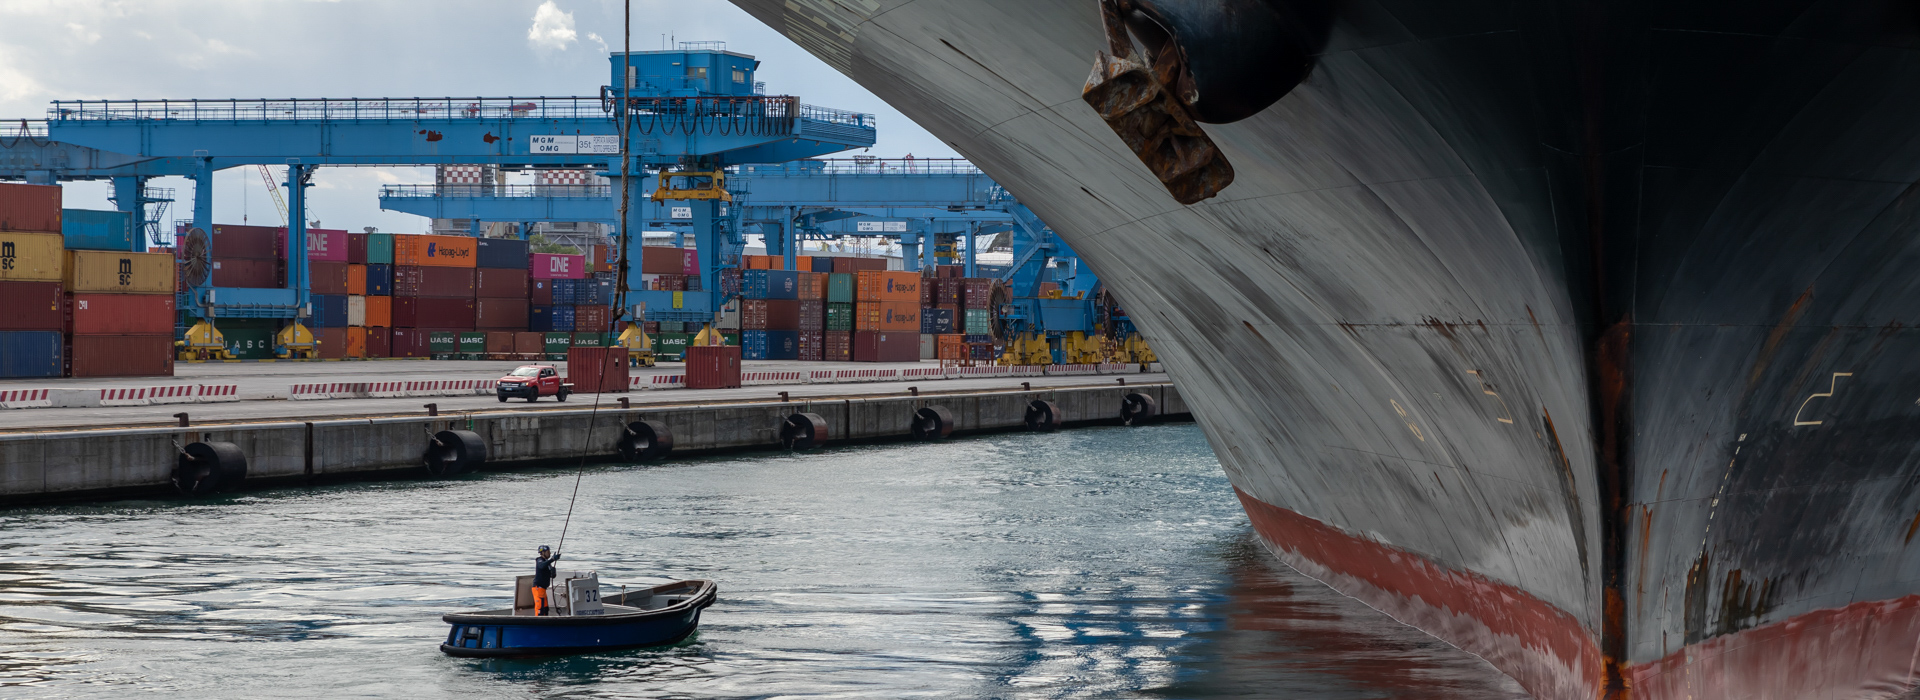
[825,302,854,332]
[302,228,349,263]
[0,183,62,232]
[681,248,699,276]
[856,271,920,303]
[531,253,587,279]
[309,294,349,328]
[823,330,851,362]
[60,209,137,251]
[347,295,367,327]
[0,330,61,377]
[390,328,429,358]
[367,327,391,357]
[68,334,173,377]
[309,261,350,295]
[684,344,742,389]
[364,295,392,327]
[476,297,529,330]
[416,297,477,330]
[825,273,855,303]
[346,326,368,358]
[0,281,62,330]
[67,293,173,335]
[392,234,478,267]
[315,327,348,359]
[741,270,799,300]
[855,301,919,332]
[212,258,279,288]
[348,232,369,264]
[475,267,528,298]
[365,263,393,295]
[0,231,67,282]
[851,331,917,362]
[365,232,395,265]
[476,238,530,270]
[62,251,173,294]
[741,330,799,360]
[347,264,368,296]
[797,299,825,331]
[209,225,281,259]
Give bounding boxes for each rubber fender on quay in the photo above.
[1025,400,1062,432]
[173,441,248,496]
[911,405,956,440]
[781,413,830,451]
[1120,392,1158,425]
[618,420,675,462]
[424,430,486,476]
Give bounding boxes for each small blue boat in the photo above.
[440,578,717,657]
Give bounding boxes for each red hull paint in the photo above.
[1234,488,1603,699]
[1627,596,1920,699]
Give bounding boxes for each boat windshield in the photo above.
[508,367,541,377]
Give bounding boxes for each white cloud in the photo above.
[586,31,607,54]
[526,1,576,51]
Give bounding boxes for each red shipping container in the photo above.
[309,262,350,295]
[934,278,961,304]
[798,330,824,361]
[832,256,887,274]
[67,334,174,377]
[565,347,629,393]
[476,297,529,330]
[574,304,609,333]
[390,328,429,357]
[640,246,685,274]
[823,331,851,362]
[591,244,613,273]
[852,331,917,362]
[963,279,992,309]
[530,253,586,279]
[684,344,741,389]
[797,300,825,331]
[486,331,514,354]
[514,331,544,354]
[348,232,369,264]
[392,265,474,297]
[367,327,391,358]
[0,182,61,232]
[529,279,554,305]
[67,293,173,335]
[392,297,417,328]
[740,299,800,330]
[208,225,282,259]
[413,297,475,329]
[315,327,348,359]
[0,281,63,331]
[211,258,280,288]
[476,267,529,298]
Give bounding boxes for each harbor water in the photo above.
[0,424,1525,698]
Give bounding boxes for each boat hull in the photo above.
[440,579,717,657]
[732,1,1920,697]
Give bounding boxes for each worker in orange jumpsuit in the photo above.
[532,545,561,616]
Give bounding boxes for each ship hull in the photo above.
[734,1,1920,697]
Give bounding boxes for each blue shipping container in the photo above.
[530,305,557,332]
[589,277,615,305]
[0,331,62,378]
[552,305,576,332]
[61,209,138,251]
[310,294,348,328]
[921,308,955,334]
[475,238,529,270]
[742,270,799,300]
[365,263,393,296]
[741,330,799,360]
[552,279,577,306]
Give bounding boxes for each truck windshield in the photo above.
[509,367,541,377]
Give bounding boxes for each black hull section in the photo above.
[735,1,1920,697]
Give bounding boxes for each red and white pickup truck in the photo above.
[496,365,572,402]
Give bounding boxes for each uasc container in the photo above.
[63,251,173,294]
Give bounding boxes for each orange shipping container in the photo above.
[346,327,368,358]
[856,271,920,302]
[391,234,477,268]
[797,272,826,300]
[855,301,919,332]
[347,264,367,295]
[363,295,392,327]
[793,256,812,272]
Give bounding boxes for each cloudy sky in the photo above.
[0,0,956,234]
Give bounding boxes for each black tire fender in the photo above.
[1121,392,1158,426]
[780,412,830,450]
[618,420,675,462]
[1025,400,1061,432]
[424,430,486,476]
[173,441,247,496]
[911,405,955,440]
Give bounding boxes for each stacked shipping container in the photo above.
[0,184,67,377]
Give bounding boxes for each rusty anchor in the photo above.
[1082,0,1235,205]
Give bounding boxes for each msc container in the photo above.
[740,299,801,331]
[392,234,477,267]
[367,327,391,358]
[315,327,348,359]
[823,330,851,362]
[212,258,279,288]
[365,263,393,296]
[347,264,367,295]
[531,253,587,279]
[574,304,609,333]
[366,232,395,265]
[855,301,920,332]
[476,267,529,298]
[529,279,554,305]
[208,225,282,259]
[0,183,62,232]
[514,331,544,355]
[392,265,474,297]
[921,307,955,334]
[797,299,825,332]
[68,293,173,335]
[826,273,855,303]
[641,246,687,274]
[684,344,742,389]
[742,270,799,300]
[68,334,173,377]
[0,281,62,331]
[347,295,367,327]
[741,330,799,360]
[651,332,690,361]
[825,302,854,332]
[851,331,918,362]
[390,328,430,357]
[855,270,919,302]
[0,231,67,282]
[348,232,369,264]
[457,331,488,354]
[0,330,61,377]
[798,330,824,361]
[310,294,349,328]
[63,250,173,294]
[415,297,477,330]
[476,297,529,330]
[309,261,350,295]
[427,329,459,353]
[476,238,530,270]
[60,209,137,251]
[302,228,349,263]
[346,326,368,358]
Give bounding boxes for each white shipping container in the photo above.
[347,295,367,327]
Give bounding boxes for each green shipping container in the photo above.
[825,302,854,332]
[723,331,741,347]
[963,308,992,333]
[428,330,458,352]
[214,318,282,360]
[457,332,488,354]
[366,232,395,265]
[543,332,573,354]
[651,333,691,360]
[826,273,855,304]
[572,332,608,348]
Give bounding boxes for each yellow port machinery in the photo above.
[176,320,236,361]
[618,323,656,367]
[1000,332,1053,366]
[651,167,732,202]
[274,322,319,359]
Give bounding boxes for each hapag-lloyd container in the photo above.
[0,330,62,377]
[302,228,349,262]
[0,281,62,331]
[531,253,587,280]
[67,293,173,335]
[684,344,742,389]
[855,270,920,302]
[68,334,173,377]
[852,331,917,362]
[0,183,61,232]
[566,347,629,393]
[854,301,919,332]
[392,234,477,267]
[63,251,174,294]
[0,232,66,282]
